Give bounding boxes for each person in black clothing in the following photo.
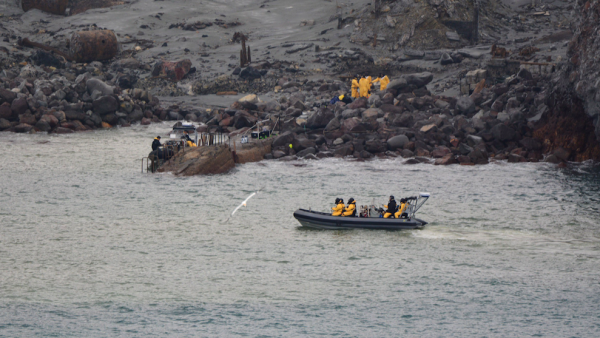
[183,131,193,143]
[383,195,398,218]
[152,136,161,151]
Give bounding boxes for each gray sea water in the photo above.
[1,124,600,337]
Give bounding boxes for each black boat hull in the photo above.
[293,209,427,230]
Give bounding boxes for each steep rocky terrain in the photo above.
[533,0,600,161]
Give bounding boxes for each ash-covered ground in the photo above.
[1,0,596,163]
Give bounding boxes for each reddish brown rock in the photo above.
[432,146,451,158]
[0,103,13,120]
[151,59,192,82]
[14,123,33,133]
[415,148,430,157]
[434,153,457,165]
[19,113,37,126]
[158,144,235,176]
[40,114,59,128]
[234,139,273,164]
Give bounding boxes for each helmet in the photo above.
[340,199,344,204]
[348,198,355,204]
[390,195,395,200]
[400,198,407,203]
[334,198,339,204]
[157,136,161,139]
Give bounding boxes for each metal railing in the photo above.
[198,132,228,146]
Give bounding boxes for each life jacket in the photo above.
[343,201,356,216]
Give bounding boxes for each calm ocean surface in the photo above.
[1,124,599,337]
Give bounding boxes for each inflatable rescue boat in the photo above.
[294,193,430,230]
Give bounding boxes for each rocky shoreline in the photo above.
[1,0,599,168]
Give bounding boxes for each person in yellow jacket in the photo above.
[342,198,357,217]
[383,195,398,218]
[331,198,345,216]
[351,77,360,98]
[379,74,390,91]
[358,77,370,98]
[395,198,408,219]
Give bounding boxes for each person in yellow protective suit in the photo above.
[358,77,370,98]
[372,75,381,88]
[366,76,373,96]
[331,198,345,216]
[379,74,390,91]
[383,195,398,218]
[351,77,360,98]
[342,198,357,217]
[395,198,408,219]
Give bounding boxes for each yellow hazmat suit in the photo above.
[351,79,360,98]
[359,78,370,98]
[342,200,356,217]
[373,77,381,86]
[383,201,398,218]
[331,203,345,216]
[186,140,197,147]
[380,76,390,91]
[395,202,407,219]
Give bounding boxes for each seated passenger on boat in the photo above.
[395,198,408,219]
[342,198,356,217]
[383,196,398,218]
[331,198,344,216]
[182,132,197,147]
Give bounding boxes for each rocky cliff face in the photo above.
[536,0,600,161]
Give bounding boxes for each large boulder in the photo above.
[434,153,457,165]
[362,108,383,119]
[239,67,262,81]
[235,139,273,164]
[233,111,257,129]
[341,118,363,133]
[431,146,451,158]
[347,97,368,109]
[158,144,235,175]
[391,113,414,127]
[386,77,408,92]
[0,118,11,130]
[35,119,52,132]
[387,135,409,150]
[238,94,260,110]
[404,72,433,88]
[273,131,296,147]
[0,88,17,104]
[11,98,29,116]
[379,104,403,115]
[455,96,476,115]
[365,139,386,153]
[93,96,118,115]
[325,117,341,131]
[0,102,13,120]
[87,78,114,96]
[306,108,334,129]
[296,147,317,157]
[14,123,33,133]
[491,123,516,142]
[291,138,316,152]
[19,113,37,125]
